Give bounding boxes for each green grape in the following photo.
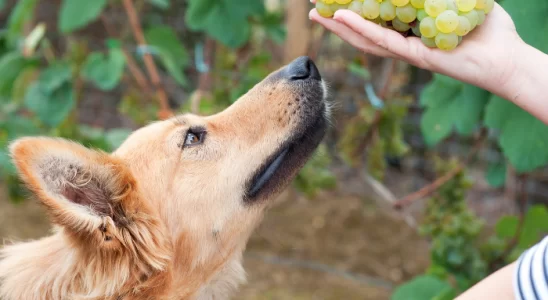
[411,0,425,8]
[396,4,417,22]
[412,24,422,36]
[380,1,397,21]
[316,2,335,17]
[323,0,335,4]
[391,0,410,7]
[435,32,458,50]
[445,0,458,13]
[483,0,494,13]
[424,0,447,17]
[392,17,411,31]
[417,9,428,20]
[435,10,459,33]
[335,0,352,4]
[362,0,381,19]
[330,3,346,11]
[454,15,471,36]
[420,16,438,37]
[476,9,485,25]
[460,9,478,28]
[475,0,486,9]
[348,1,364,15]
[456,0,476,12]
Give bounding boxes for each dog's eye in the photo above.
[184,130,205,146]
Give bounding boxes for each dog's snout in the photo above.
[286,56,321,81]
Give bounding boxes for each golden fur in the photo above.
[0,57,328,300]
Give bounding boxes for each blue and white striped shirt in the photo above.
[515,236,548,300]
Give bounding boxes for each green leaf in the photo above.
[485,96,548,172]
[6,0,39,47]
[420,75,489,146]
[147,0,169,9]
[391,275,455,300]
[24,82,75,127]
[0,0,6,11]
[105,128,132,150]
[0,51,37,98]
[501,0,548,52]
[185,0,264,48]
[59,0,108,33]
[348,62,371,81]
[144,25,188,86]
[486,161,506,188]
[495,216,519,239]
[82,44,126,91]
[11,66,39,104]
[38,62,72,93]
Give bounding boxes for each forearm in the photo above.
[493,43,548,125]
[455,262,517,300]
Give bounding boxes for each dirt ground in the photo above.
[0,173,430,300]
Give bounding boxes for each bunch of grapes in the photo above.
[315,0,495,51]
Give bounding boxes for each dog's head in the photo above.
[7,56,329,297]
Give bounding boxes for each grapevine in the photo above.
[315,0,495,50]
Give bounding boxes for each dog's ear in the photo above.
[9,137,141,239]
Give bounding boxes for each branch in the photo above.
[100,14,153,97]
[121,0,173,120]
[393,128,488,210]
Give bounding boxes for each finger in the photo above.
[309,9,398,59]
[310,0,317,3]
[333,10,416,58]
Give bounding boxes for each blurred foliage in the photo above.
[1,0,548,299]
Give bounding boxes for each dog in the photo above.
[0,56,330,300]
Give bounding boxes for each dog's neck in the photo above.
[0,229,247,300]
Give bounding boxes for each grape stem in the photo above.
[393,128,488,210]
[121,0,173,120]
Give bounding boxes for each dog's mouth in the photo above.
[244,113,327,202]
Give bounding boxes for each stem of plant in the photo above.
[121,0,173,120]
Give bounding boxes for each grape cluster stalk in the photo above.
[315,0,495,51]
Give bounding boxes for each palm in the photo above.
[309,2,520,90]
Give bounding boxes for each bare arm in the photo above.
[309,2,548,125]
[455,262,517,300]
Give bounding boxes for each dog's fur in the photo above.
[0,57,329,300]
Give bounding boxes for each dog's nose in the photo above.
[286,56,321,81]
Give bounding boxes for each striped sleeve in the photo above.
[514,235,548,300]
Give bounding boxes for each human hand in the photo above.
[309,1,523,95]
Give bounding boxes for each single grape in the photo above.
[419,16,438,38]
[456,0,476,12]
[380,1,397,21]
[476,9,485,25]
[391,0,410,7]
[348,1,364,15]
[410,0,425,8]
[393,18,411,31]
[424,0,447,17]
[421,36,437,48]
[330,3,347,11]
[445,0,458,13]
[412,24,422,36]
[435,10,459,33]
[335,0,352,4]
[475,0,486,9]
[460,9,478,28]
[396,4,417,22]
[483,0,494,13]
[323,0,335,4]
[316,2,335,17]
[454,16,471,36]
[435,32,458,50]
[417,9,428,21]
[362,0,381,19]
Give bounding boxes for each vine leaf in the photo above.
[144,26,188,87]
[391,275,456,300]
[485,96,548,173]
[24,82,74,127]
[59,0,108,33]
[485,161,506,188]
[419,74,489,146]
[185,0,265,48]
[82,40,126,91]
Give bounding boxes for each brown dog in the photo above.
[0,56,330,300]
